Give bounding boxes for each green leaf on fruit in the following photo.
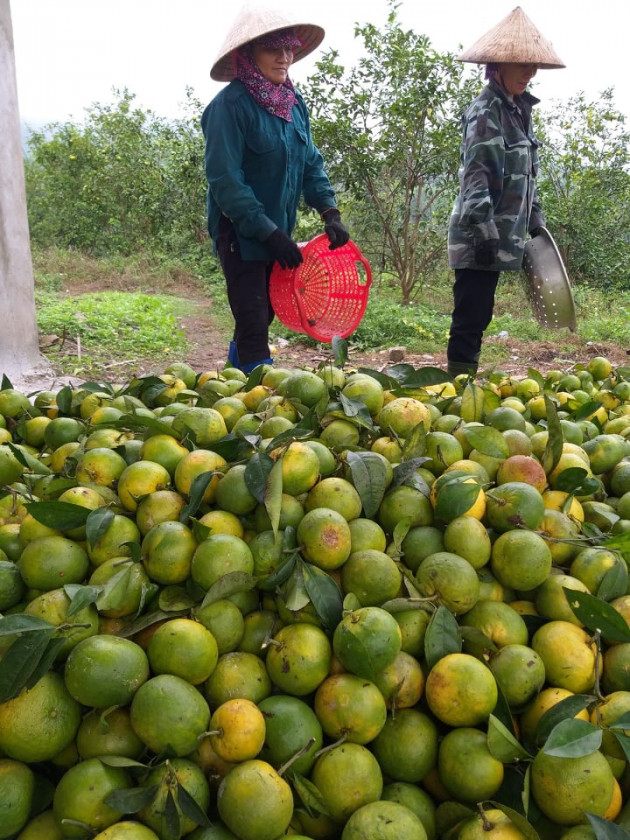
[301,560,343,633]
[541,396,563,475]
[25,500,91,530]
[434,481,482,521]
[64,583,102,616]
[200,571,257,608]
[424,605,461,668]
[542,718,602,757]
[401,421,427,460]
[331,336,348,367]
[292,774,332,817]
[489,802,541,840]
[563,587,630,641]
[245,451,275,504]
[346,450,389,518]
[263,457,284,535]
[105,784,159,813]
[159,585,196,612]
[0,614,54,635]
[597,559,628,601]
[177,782,212,828]
[534,693,595,746]
[85,506,115,549]
[0,629,55,702]
[488,713,532,762]
[461,425,509,458]
[179,470,222,521]
[586,811,630,839]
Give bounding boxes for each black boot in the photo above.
[447,359,478,378]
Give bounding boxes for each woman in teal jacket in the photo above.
[203,7,348,373]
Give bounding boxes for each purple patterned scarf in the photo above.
[236,28,302,121]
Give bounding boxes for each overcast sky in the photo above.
[10,0,629,126]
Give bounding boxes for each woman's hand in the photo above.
[265,229,303,269]
[323,209,350,250]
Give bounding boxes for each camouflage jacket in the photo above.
[448,79,545,271]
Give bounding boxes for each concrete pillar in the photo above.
[0,0,51,384]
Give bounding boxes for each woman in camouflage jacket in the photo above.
[446,8,565,378]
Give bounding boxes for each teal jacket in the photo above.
[448,79,545,271]
[201,80,337,261]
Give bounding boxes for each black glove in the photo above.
[265,229,303,269]
[529,226,545,238]
[475,238,500,267]
[323,209,350,250]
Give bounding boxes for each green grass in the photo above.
[32,247,630,376]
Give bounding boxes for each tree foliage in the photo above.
[24,88,207,258]
[535,89,630,289]
[301,2,481,303]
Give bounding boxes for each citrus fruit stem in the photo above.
[277,736,316,778]
[313,734,348,759]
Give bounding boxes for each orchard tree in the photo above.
[23,88,207,258]
[302,3,481,303]
[535,89,630,290]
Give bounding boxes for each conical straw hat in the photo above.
[457,6,565,69]
[211,4,325,82]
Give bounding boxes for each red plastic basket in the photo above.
[269,234,372,342]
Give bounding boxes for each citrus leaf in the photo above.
[257,552,296,592]
[434,481,481,521]
[121,540,142,563]
[611,731,630,763]
[603,531,630,553]
[488,802,541,840]
[346,450,389,518]
[391,458,431,492]
[177,783,212,828]
[554,467,601,496]
[461,425,509,458]
[401,421,427,460]
[381,598,429,614]
[245,451,275,505]
[534,693,595,746]
[99,756,148,768]
[180,470,222,522]
[25,500,91,530]
[105,785,159,813]
[111,414,178,437]
[572,400,604,422]
[424,605,461,669]
[64,583,102,616]
[541,395,564,476]
[263,457,284,535]
[164,789,180,840]
[459,625,498,658]
[488,713,532,763]
[398,366,453,388]
[115,609,177,638]
[331,336,348,367]
[85,506,115,549]
[200,571,257,608]
[301,560,343,633]
[597,560,628,602]
[189,519,211,543]
[392,515,414,554]
[283,563,310,612]
[542,718,602,757]
[586,813,630,839]
[563,587,630,641]
[292,773,331,816]
[0,614,54,635]
[0,629,55,702]
[158,585,196,612]
[460,382,485,423]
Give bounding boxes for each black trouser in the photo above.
[216,216,275,366]
[447,267,500,367]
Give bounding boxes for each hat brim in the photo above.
[457,7,565,69]
[211,17,325,82]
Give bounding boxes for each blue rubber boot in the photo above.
[227,340,241,369]
[241,358,273,375]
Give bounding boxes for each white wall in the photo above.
[0,0,49,382]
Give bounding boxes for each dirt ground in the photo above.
[174,285,629,379]
[37,273,630,385]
